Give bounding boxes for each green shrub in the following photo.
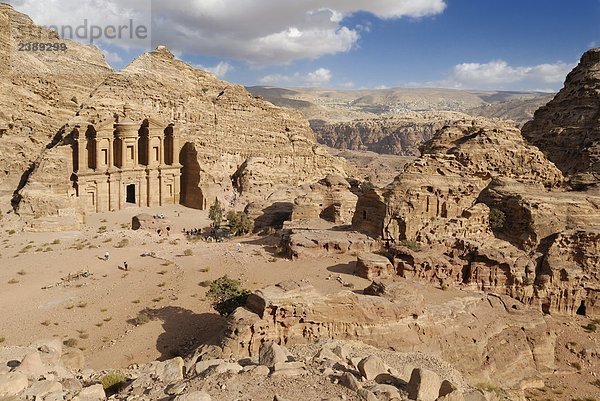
[583,323,597,333]
[207,275,251,316]
[63,338,78,347]
[133,312,151,326]
[208,198,223,228]
[489,208,506,229]
[227,211,254,236]
[115,239,129,248]
[100,371,127,394]
[183,249,193,256]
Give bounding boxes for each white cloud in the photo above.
[450,60,574,88]
[9,0,446,64]
[259,68,332,85]
[196,61,234,78]
[306,68,332,84]
[101,48,123,64]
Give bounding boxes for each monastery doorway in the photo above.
[126,184,136,205]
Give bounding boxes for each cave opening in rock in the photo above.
[126,184,136,204]
[179,142,205,210]
[576,300,587,316]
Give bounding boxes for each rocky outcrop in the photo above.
[352,116,600,318]
[220,280,556,392]
[536,229,600,317]
[355,253,395,280]
[131,214,172,236]
[291,175,358,225]
[353,120,563,241]
[71,46,349,209]
[283,228,379,260]
[522,48,600,188]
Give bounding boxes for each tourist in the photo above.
[104,251,110,261]
[124,261,128,271]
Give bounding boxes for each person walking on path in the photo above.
[124,261,128,271]
[104,251,110,261]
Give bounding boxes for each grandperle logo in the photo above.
[43,19,149,44]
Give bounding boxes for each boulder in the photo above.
[25,380,63,398]
[195,359,226,376]
[155,357,184,383]
[357,355,387,381]
[407,368,442,401]
[61,348,85,371]
[271,362,306,377]
[132,213,172,236]
[367,383,403,401]
[340,372,362,391]
[202,362,242,377]
[313,348,341,362]
[0,372,28,398]
[73,384,106,401]
[259,341,288,368]
[175,391,212,401]
[355,253,395,280]
[15,351,47,378]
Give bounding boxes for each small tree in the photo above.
[208,198,223,228]
[227,211,254,236]
[489,208,506,230]
[206,275,251,316]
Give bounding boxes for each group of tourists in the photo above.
[183,228,202,237]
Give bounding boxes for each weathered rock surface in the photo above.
[1,5,350,224]
[0,3,112,197]
[352,117,600,318]
[282,225,379,260]
[354,253,395,280]
[522,48,600,187]
[220,280,554,392]
[291,175,358,224]
[314,112,471,156]
[407,368,443,401]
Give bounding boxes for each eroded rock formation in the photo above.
[522,48,600,188]
[314,112,470,156]
[1,5,350,225]
[220,280,556,392]
[352,118,600,318]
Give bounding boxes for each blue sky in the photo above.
[8,0,600,91]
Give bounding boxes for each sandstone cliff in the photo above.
[1,5,350,222]
[0,4,112,198]
[352,118,600,318]
[522,48,600,188]
[313,112,471,156]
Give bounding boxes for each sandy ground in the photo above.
[0,205,599,400]
[0,205,371,370]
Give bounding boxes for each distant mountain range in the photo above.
[247,86,554,125]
